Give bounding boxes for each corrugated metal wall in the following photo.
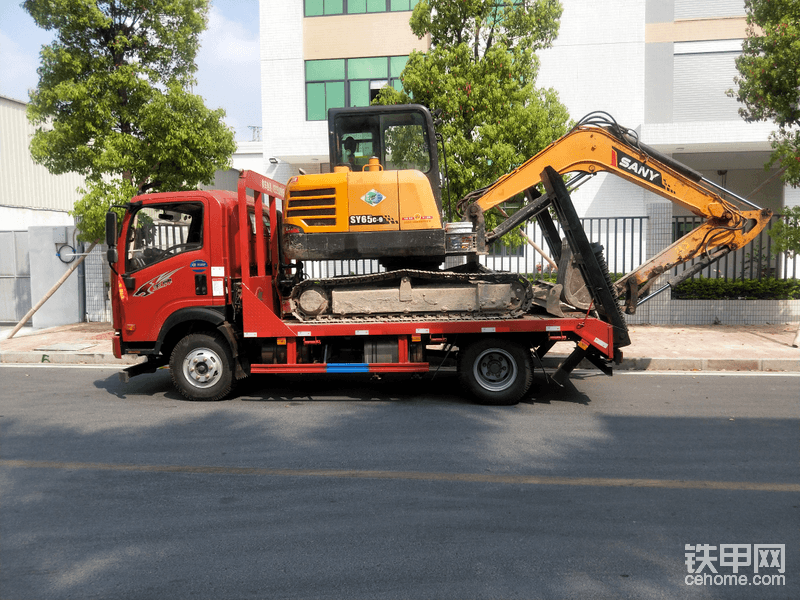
[673,49,741,122]
[0,96,84,213]
[0,231,31,323]
[674,0,744,20]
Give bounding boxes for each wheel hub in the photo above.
[474,349,517,392]
[183,348,222,388]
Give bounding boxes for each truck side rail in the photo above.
[237,170,286,288]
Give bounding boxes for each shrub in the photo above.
[672,278,800,300]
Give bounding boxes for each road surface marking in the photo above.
[2,459,797,493]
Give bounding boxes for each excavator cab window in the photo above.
[338,131,375,171]
[328,105,441,209]
[384,119,430,172]
[331,109,431,174]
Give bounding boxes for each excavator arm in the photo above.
[459,113,773,312]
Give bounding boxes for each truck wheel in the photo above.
[170,333,235,401]
[458,338,533,406]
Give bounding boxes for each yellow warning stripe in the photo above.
[2,459,797,493]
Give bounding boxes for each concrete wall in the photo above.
[0,206,74,232]
[629,298,800,326]
[27,226,81,329]
[538,0,645,128]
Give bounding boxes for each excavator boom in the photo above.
[461,113,773,311]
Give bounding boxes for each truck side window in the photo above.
[126,203,203,272]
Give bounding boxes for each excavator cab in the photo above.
[328,104,441,209]
[283,104,447,268]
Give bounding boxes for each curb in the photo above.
[540,356,799,373]
[0,352,142,366]
[1,351,797,372]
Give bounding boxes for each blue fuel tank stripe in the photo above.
[326,363,370,373]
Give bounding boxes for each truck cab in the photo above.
[108,186,276,368]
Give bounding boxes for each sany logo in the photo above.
[612,148,665,188]
[134,267,183,297]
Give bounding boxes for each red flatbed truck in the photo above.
[106,170,622,406]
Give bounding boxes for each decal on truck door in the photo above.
[134,267,183,297]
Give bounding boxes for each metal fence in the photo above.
[483,216,648,277]
[302,217,649,279]
[301,214,798,282]
[77,212,796,323]
[672,214,797,281]
[83,243,111,322]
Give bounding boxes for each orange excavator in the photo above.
[280,105,772,347]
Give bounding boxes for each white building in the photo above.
[258,0,793,217]
[259,0,427,181]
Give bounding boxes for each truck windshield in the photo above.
[126,203,203,272]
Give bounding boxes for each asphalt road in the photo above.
[1,366,797,600]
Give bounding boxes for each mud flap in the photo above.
[119,355,167,383]
[551,345,613,387]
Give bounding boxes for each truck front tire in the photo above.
[170,333,235,401]
[458,338,533,405]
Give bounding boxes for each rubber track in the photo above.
[290,269,534,323]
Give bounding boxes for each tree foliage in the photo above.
[24,0,236,241]
[730,0,800,186]
[770,205,800,256]
[375,0,570,224]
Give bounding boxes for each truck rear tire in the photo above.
[458,338,533,406]
[170,333,235,401]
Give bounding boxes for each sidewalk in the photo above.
[0,321,798,371]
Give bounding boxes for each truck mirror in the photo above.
[105,212,118,248]
[106,247,118,264]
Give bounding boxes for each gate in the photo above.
[83,244,111,322]
[0,231,32,324]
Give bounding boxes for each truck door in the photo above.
[122,201,208,342]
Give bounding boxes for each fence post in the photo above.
[636,202,674,325]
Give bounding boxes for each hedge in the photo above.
[671,278,800,300]
[531,274,800,300]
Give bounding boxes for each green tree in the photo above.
[770,205,800,256]
[24,0,236,242]
[770,205,800,346]
[375,0,570,225]
[729,0,800,185]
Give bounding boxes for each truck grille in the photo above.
[286,188,336,227]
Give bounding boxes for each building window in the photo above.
[305,56,407,121]
[304,0,418,16]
